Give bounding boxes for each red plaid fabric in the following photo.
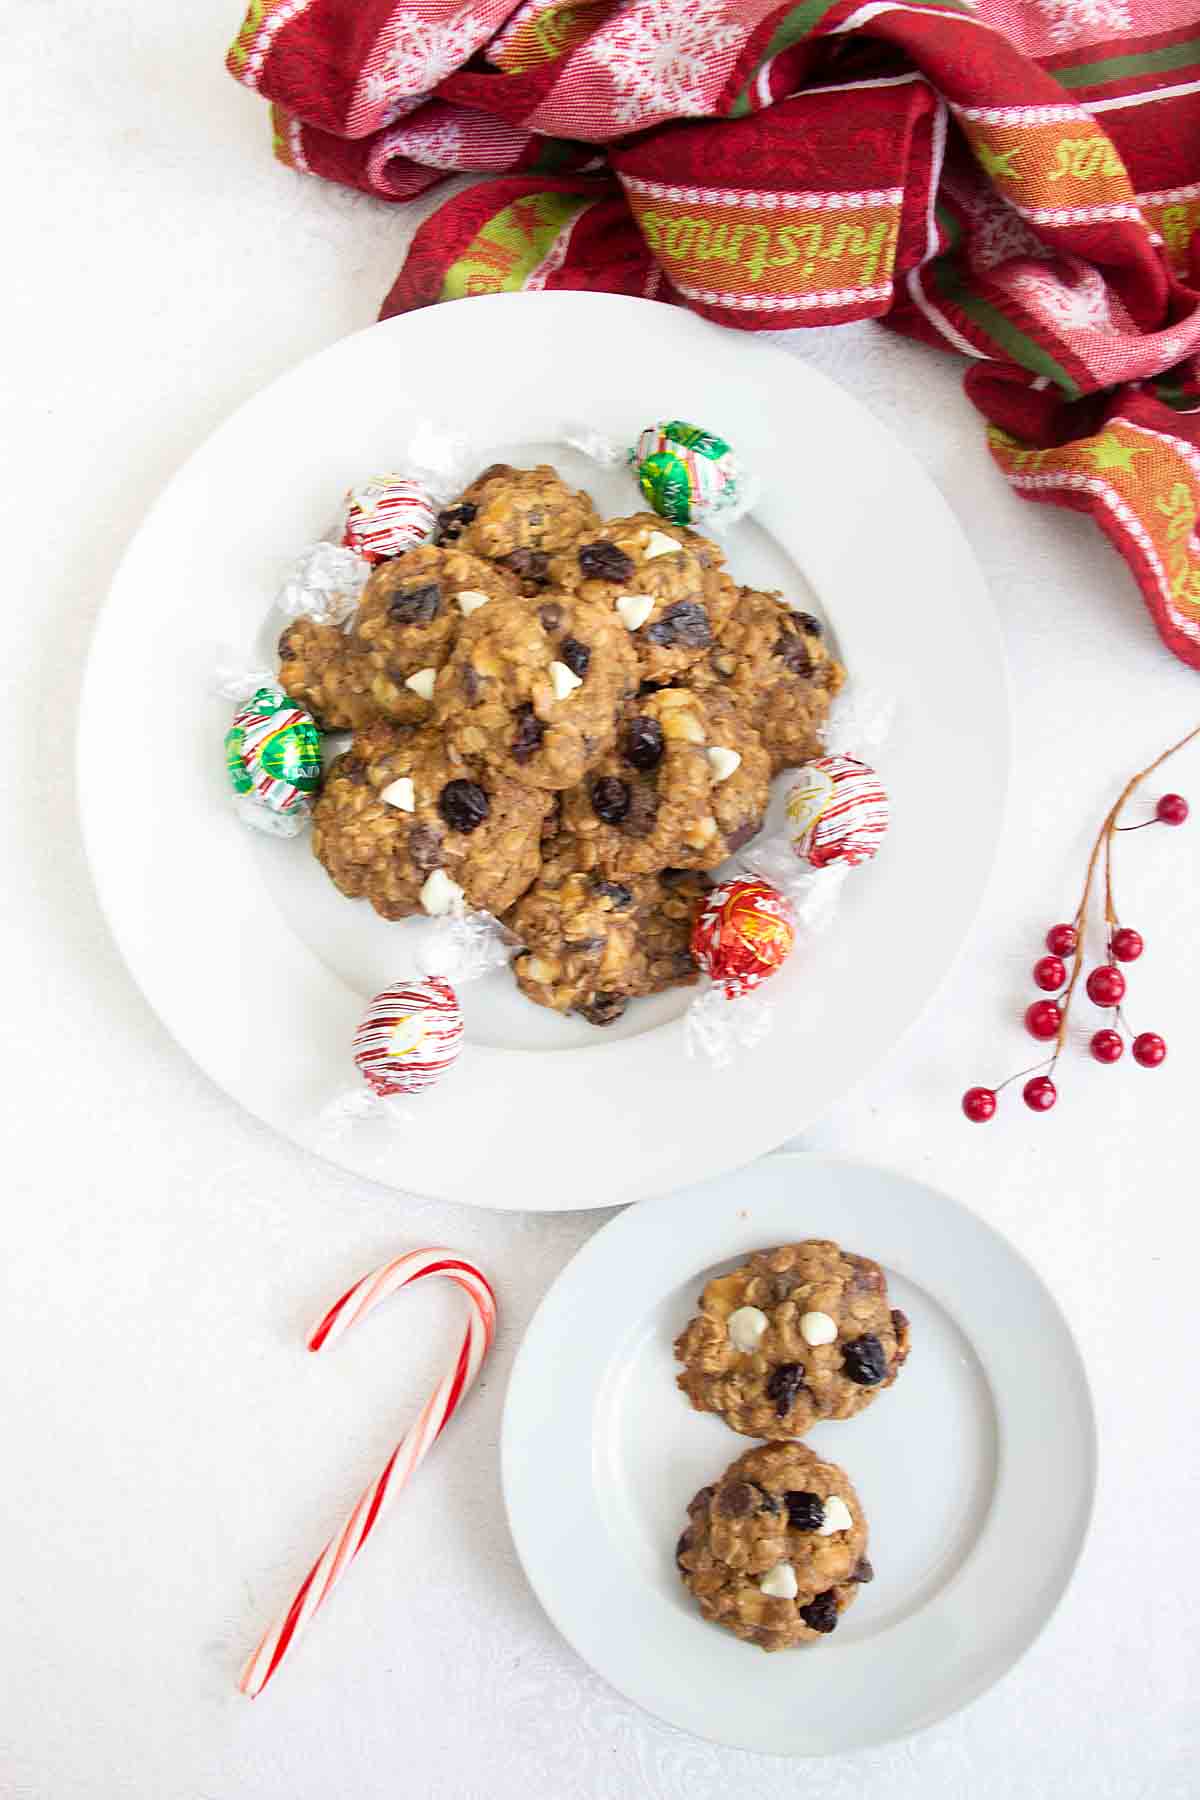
[229,0,1200,668]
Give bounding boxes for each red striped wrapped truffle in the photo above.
[352,977,464,1098]
[784,755,890,870]
[342,474,437,564]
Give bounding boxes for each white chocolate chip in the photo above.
[419,869,465,916]
[456,589,491,617]
[549,659,583,701]
[799,1310,838,1347]
[615,594,655,631]
[379,777,415,813]
[759,1562,799,1600]
[404,667,437,701]
[817,1495,854,1536]
[726,1305,768,1352]
[644,529,681,559]
[706,746,742,784]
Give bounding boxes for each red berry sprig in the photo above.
[962,723,1196,1121]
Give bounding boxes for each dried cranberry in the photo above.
[842,1334,888,1386]
[798,1591,840,1634]
[501,548,549,585]
[764,1363,806,1418]
[643,601,712,649]
[407,824,443,871]
[794,610,823,636]
[578,540,635,582]
[783,1491,825,1532]
[591,776,631,824]
[624,714,664,771]
[510,705,545,765]
[538,603,563,633]
[579,993,627,1026]
[559,636,591,678]
[774,634,813,677]
[388,582,442,624]
[593,879,633,909]
[851,1556,874,1583]
[438,779,490,833]
[434,501,477,541]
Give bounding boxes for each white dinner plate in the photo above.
[502,1154,1096,1755]
[78,293,1008,1209]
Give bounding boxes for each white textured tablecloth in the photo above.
[3,9,1198,1797]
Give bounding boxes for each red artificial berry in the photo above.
[1156,794,1189,826]
[1132,1032,1167,1067]
[1110,928,1143,962]
[1045,923,1078,958]
[1025,1000,1062,1041]
[1090,1029,1124,1064]
[1086,965,1126,1007]
[1033,955,1067,992]
[1023,1075,1057,1112]
[962,1086,997,1123]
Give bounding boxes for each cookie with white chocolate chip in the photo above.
[447,463,602,568]
[674,1240,910,1440]
[311,719,552,921]
[560,688,771,879]
[278,542,517,731]
[676,1441,872,1651]
[689,585,845,775]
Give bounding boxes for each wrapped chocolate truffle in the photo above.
[225,683,322,837]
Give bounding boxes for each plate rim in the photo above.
[76,291,1011,1210]
[500,1150,1097,1755]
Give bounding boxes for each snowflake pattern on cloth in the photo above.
[585,0,751,131]
[964,187,1049,272]
[356,5,497,133]
[1006,258,1118,332]
[1033,0,1132,49]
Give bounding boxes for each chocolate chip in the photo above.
[510,704,544,765]
[438,779,490,833]
[774,634,813,677]
[462,664,480,704]
[579,992,627,1026]
[842,1334,888,1386]
[407,824,443,871]
[590,776,631,824]
[623,714,664,772]
[798,1590,840,1634]
[538,603,563,633]
[593,879,633,909]
[578,540,635,582]
[559,636,591,678]
[718,1481,757,1519]
[851,1556,874,1584]
[724,819,760,853]
[500,548,549,585]
[784,1491,825,1532]
[764,1362,806,1419]
[795,610,823,636]
[643,601,712,649]
[434,501,477,542]
[388,582,442,624]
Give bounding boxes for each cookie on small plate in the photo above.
[674,1239,910,1439]
[676,1440,872,1651]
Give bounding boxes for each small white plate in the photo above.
[502,1155,1096,1755]
[78,292,1008,1208]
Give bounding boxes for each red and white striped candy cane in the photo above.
[239,1247,497,1698]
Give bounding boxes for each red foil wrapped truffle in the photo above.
[690,879,795,998]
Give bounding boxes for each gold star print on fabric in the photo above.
[1082,434,1150,474]
[976,143,1020,181]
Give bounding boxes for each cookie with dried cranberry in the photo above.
[277,543,515,731]
[311,720,551,920]
[435,592,637,792]
[674,1240,910,1441]
[689,587,845,774]
[548,512,738,686]
[447,464,601,574]
[560,688,770,878]
[676,1441,871,1652]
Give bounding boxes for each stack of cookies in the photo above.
[674,1239,910,1651]
[277,463,844,1026]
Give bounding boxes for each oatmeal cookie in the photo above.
[560,688,771,878]
[676,1441,872,1651]
[310,720,551,919]
[435,591,638,791]
[548,512,738,686]
[674,1240,910,1440]
[442,464,601,575]
[277,543,515,731]
[689,587,845,774]
[506,850,709,1024]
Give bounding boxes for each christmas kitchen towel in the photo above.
[229,0,1200,670]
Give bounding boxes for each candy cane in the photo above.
[239,1247,497,1698]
